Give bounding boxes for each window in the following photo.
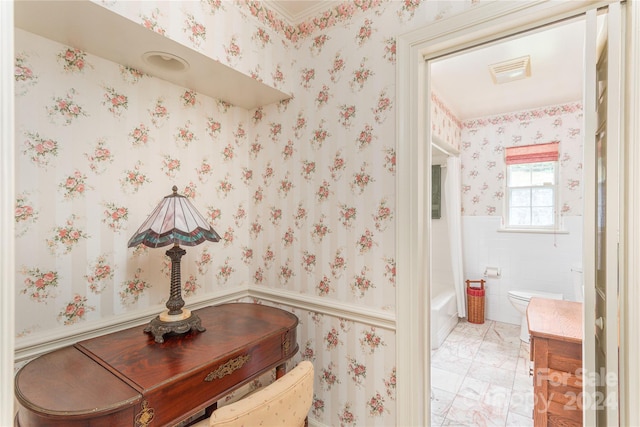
[505,142,559,229]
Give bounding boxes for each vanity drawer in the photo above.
[141,333,297,426]
[548,340,581,375]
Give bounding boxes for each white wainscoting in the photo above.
[462,215,583,325]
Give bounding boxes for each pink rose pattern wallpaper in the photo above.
[460,103,584,218]
[12,1,585,425]
[431,91,583,220]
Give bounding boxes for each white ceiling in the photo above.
[272,2,586,122]
[430,18,586,120]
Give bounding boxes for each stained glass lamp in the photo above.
[128,186,220,343]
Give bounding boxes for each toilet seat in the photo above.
[508,290,563,302]
[508,290,564,343]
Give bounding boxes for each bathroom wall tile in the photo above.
[462,215,583,324]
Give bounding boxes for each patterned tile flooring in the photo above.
[430,319,534,426]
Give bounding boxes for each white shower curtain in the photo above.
[445,155,466,317]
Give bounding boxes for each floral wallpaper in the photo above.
[15,29,253,330]
[460,102,584,218]
[101,0,294,95]
[431,91,463,152]
[13,1,479,426]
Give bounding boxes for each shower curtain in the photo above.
[445,155,466,317]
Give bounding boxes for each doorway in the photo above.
[428,17,587,426]
[395,2,625,426]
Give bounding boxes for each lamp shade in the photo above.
[127,186,220,248]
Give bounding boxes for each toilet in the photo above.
[508,290,563,343]
[572,267,584,302]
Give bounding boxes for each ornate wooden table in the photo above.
[14,303,299,427]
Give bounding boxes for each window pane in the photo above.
[508,164,531,187]
[510,188,531,207]
[532,188,554,207]
[531,162,555,185]
[506,160,557,229]
[532,207,554,226]
[510,207,531,226]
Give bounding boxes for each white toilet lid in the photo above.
[509,290,563,302]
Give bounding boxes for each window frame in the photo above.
[505,160,560,231]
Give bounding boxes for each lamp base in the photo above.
[144,310,206,344]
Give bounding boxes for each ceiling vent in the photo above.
[489,55,531,84]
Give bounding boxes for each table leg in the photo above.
[275,362,286,379]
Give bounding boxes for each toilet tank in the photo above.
[572,267,583,302]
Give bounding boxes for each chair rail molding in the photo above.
[248,286,396,331]
[15,284,396,363]
[14,287,247,362]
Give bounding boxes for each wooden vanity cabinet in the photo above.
[527,297,583,427]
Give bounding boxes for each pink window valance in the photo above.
[505,141,560,165]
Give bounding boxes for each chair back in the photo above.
[208,360,314,427]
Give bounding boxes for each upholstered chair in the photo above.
[192,360,314,427]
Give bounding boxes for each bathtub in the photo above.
[431,289,458,349]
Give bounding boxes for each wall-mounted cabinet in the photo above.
[14,0,290,110]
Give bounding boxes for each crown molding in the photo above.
[263,1,340,26]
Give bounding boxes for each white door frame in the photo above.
[395,1,640,425]
[621,2,640,426]
[0,0,15,425]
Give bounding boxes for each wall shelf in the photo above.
[14,0,290,110]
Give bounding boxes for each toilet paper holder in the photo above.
[484,267,501,278]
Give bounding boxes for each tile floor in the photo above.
[430,319,534,426]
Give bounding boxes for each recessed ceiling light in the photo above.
[142,51,190,72]
[489,55,531,84]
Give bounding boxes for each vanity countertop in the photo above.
[527,297,582,343]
